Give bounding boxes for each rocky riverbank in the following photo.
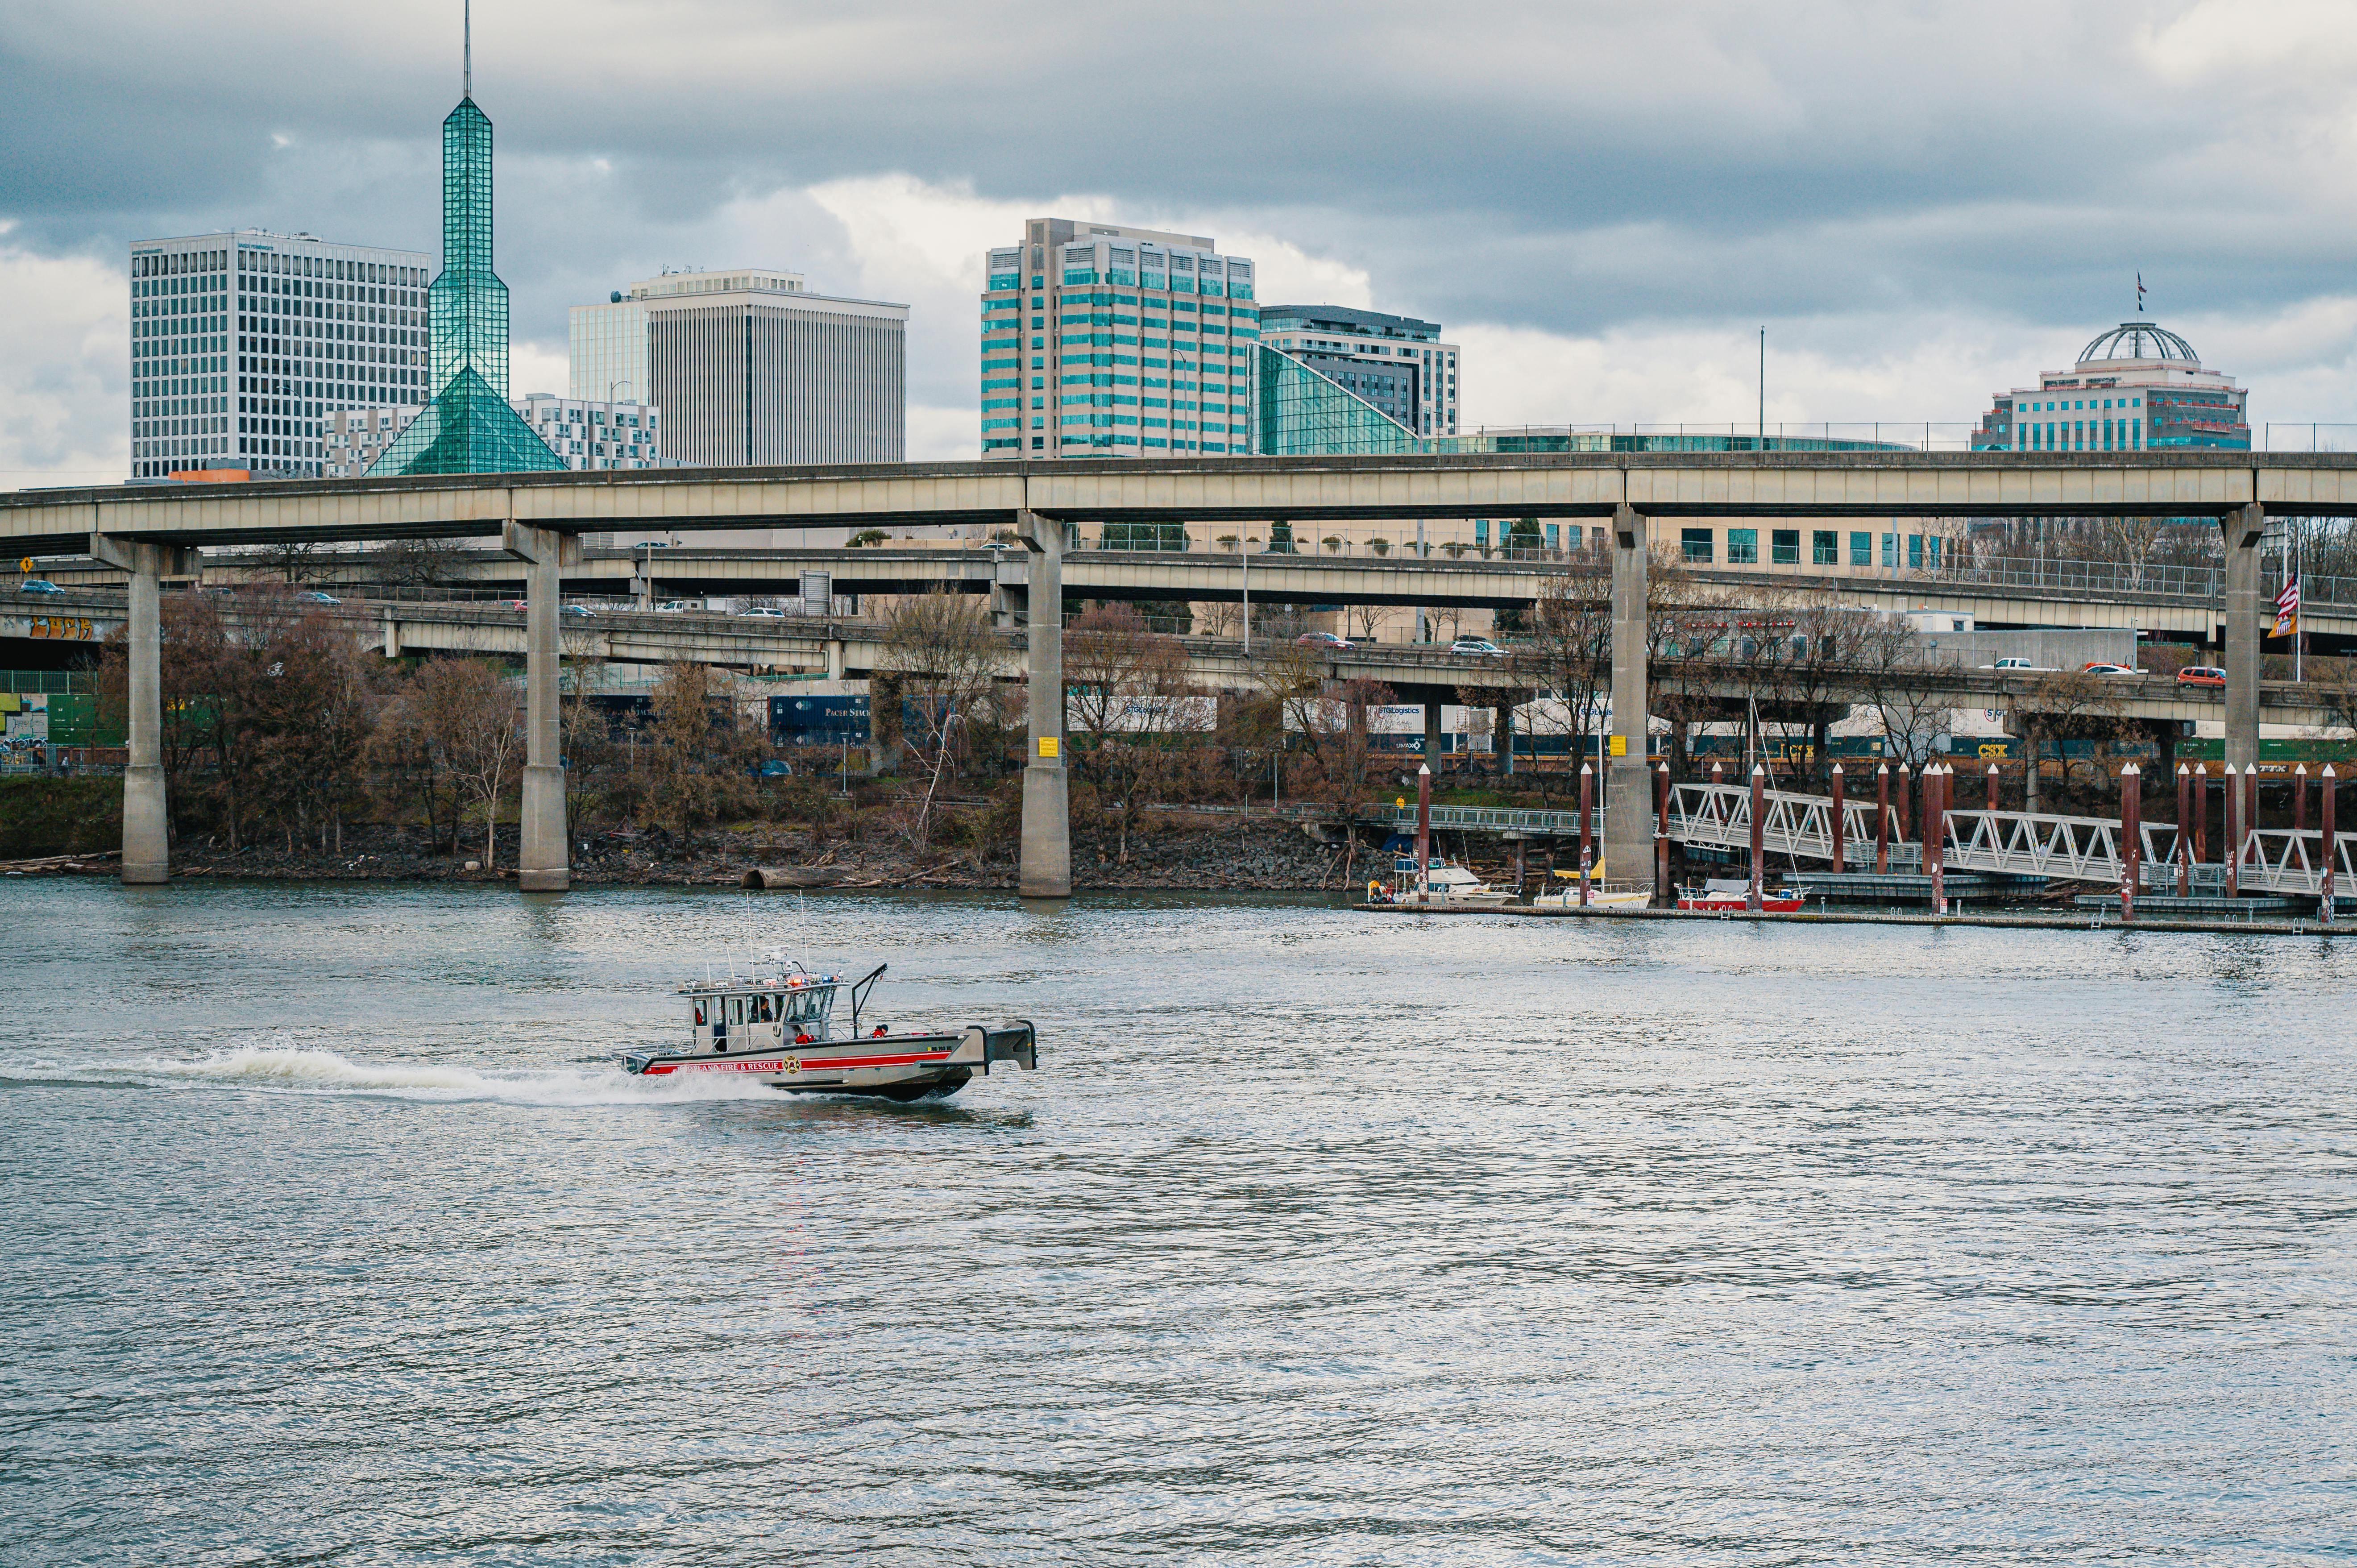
[10,810,1368,892]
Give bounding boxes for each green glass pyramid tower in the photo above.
[368,10,562,477]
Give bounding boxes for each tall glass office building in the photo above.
[980,219,1257,458]
[1255,344,1426,456]
[1258,305,1459,438]
[368,44,561,477]
[568,298,648,404]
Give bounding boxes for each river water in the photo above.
[3,880,2353,1564]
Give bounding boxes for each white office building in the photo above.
[980,218,1258,459]
[1971,320,2251,453]
[514,393,664,471]
[568,269,903,467]
[129,228,431,480]
[323,406,421,479]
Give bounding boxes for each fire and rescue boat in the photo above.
[621,954,1036,1101]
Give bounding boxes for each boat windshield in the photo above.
[689,984,836,1022]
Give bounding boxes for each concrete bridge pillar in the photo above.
[90,534,185,885]
[1424,700,1444,768]
[1604,502,1653,884]
[506,521,578,892]
[2223,502,2265,774]
[1017,509,1071,898]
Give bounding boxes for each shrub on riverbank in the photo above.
[0,778,121,858]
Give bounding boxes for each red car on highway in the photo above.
[2176,665,2226,688]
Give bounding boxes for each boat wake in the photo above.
[11,1043,784,1106]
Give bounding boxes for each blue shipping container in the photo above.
[770,695,869,746]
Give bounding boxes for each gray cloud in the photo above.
[5,0,2356,477]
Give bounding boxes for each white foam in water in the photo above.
[43,1044,784,1106]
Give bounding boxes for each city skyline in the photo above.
[12,1,2357,485]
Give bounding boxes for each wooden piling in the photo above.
[2120,762,2141,923]
[1875,762,1891,873]
[2176,763,2192,897]
[2323,765,2338,925]
[1654,761,1672,906]
[1927,764,1947,916]
[1415,762,1432,900]
[1748,762,1765,913]
[1578,762,1594,908]
[1829,764,1846,874]
[2225,763,2241,899]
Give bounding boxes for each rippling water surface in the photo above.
[4,880,2355,1564]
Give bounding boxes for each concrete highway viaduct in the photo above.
[42,540,2349,650]
[8,449,2353,896]
[29,585,2335,738]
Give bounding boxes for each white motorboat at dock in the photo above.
[1368,760,1515,908]
[621,953,1036,1101]
[1374,856,1514,907]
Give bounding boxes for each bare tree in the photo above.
[379,535,470,589]
[1758,588,1892,786]
[256,539,336,585]
[1251,638,1334,758]
[2313,655,2357,735]
[1064,603,1193,861]
[2019,671,2133,802]
[369,679,459,854]
[259,618,381,853]
[643,662,756,843]
[1849,611,1942,770]
[879,589,1005,779]
[1510,553,1611,761]
[2094,514,2173,587]
[1310,677,1396,880]
[418,658,522,869]
[560,625,610,836]
[1195,597,1243,640]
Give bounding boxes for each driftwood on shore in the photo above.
[0,850,121,875]
[741,865,845,889]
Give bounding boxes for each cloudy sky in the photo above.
[6,0,2357,485]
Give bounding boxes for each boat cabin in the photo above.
[682,969,842,1053]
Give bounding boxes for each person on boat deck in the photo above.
[693,1001,707,1027]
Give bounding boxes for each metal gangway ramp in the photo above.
[1945,810,2354,896]
[1665,782,1901,868]
[1407,780,2351,899]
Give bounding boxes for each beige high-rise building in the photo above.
[569,269,906,469]
[980,219,1258,459]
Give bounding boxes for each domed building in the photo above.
[1972,319,2249,452]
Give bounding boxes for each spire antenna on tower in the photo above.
[463,0,472,97]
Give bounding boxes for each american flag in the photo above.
[2274,576,2301,638]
